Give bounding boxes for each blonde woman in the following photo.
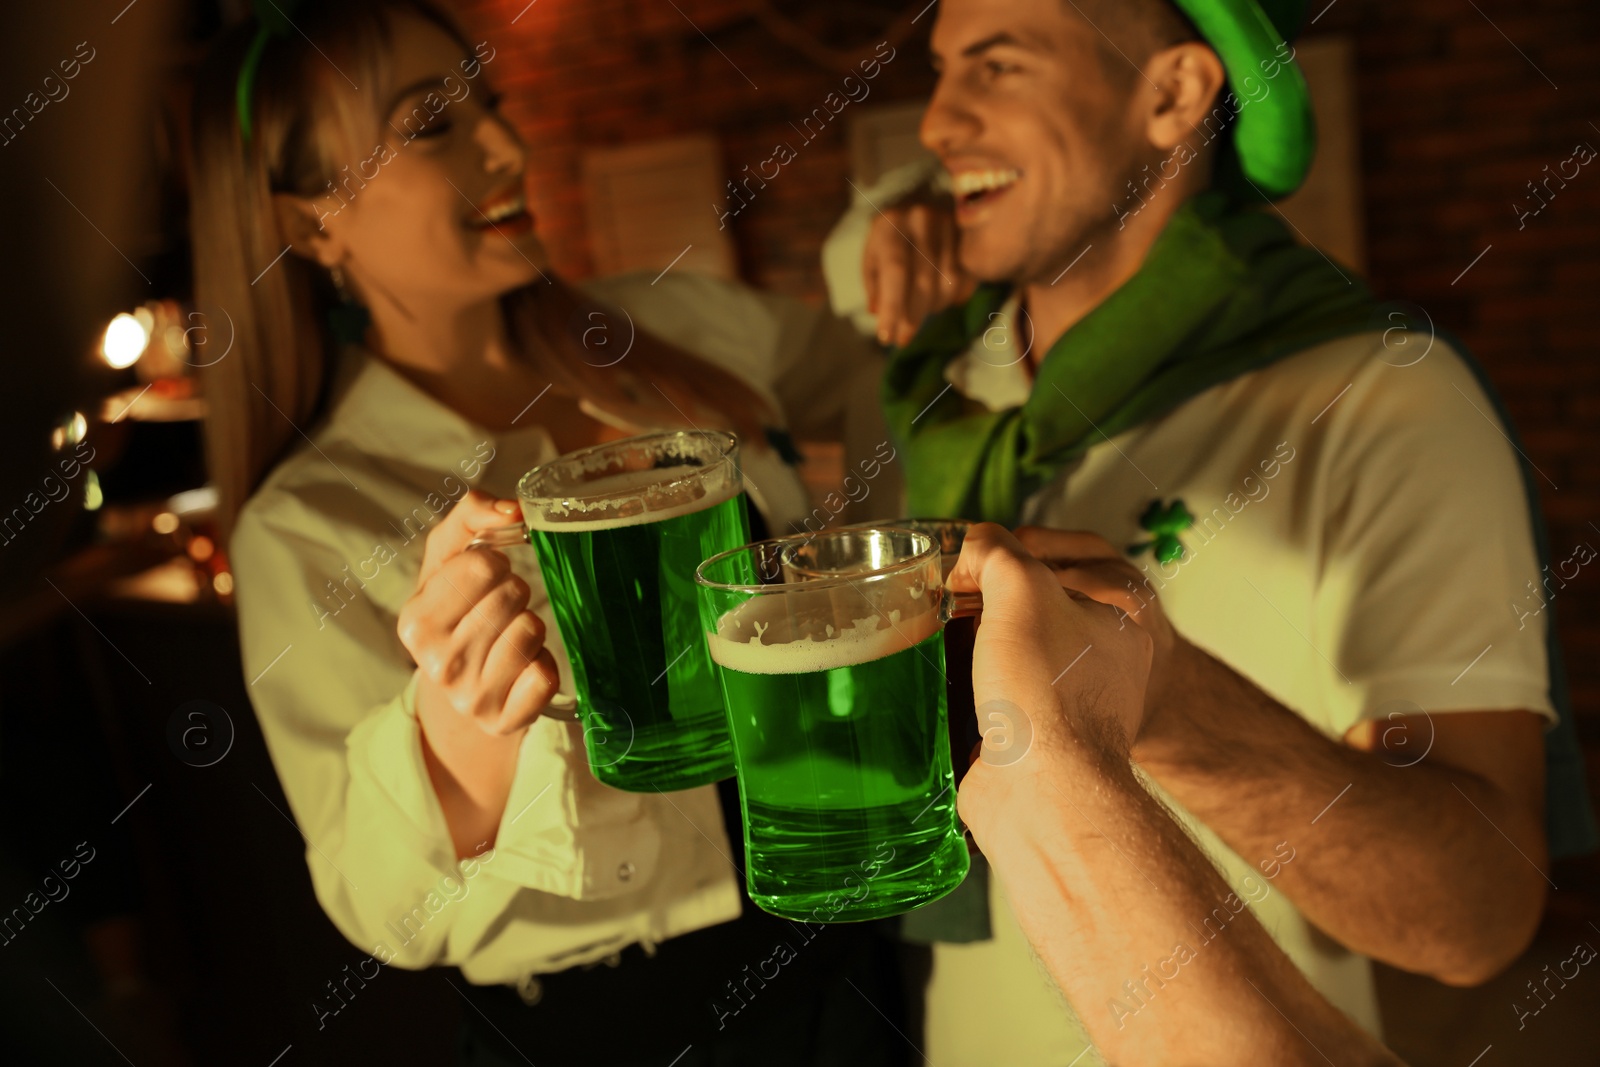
[191,2,902,1063]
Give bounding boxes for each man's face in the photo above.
[922,0,1150,285]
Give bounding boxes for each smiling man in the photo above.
[837,0,1598,1063]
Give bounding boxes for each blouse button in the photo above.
[617,860,635,883]
[516,974,543,1006]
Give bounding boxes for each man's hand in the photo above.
[946,526,1405,1065]
[1012,526,1186,744]
[862,196,976,347]
[949,524,1153,826]
[1013,529,1549,986]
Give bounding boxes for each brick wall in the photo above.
[457,0,934,297]
[459,0,1600,743]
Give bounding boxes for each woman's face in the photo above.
[298,15,546,313]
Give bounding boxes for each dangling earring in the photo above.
[325,262,371,345]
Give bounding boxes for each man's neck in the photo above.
[1018,189,1189,376]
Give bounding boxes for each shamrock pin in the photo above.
[1129,499,1193,565]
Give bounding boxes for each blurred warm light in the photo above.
[188,535,215,562]
[152,511,179,534]
[50,411,86,451]
[213,572,234,596]
[83,470,104,511]
[102,313,150,369]
[168,486,219,515]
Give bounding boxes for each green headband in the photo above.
[235,0,309,144]
[1169,0,1314,200]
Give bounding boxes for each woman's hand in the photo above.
[862,195,976,347]
[949,524,1153,828]
[399,491,562,737]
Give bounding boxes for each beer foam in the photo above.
[524,469,741,532]
[707,606,940,675]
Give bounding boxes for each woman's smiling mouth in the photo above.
[468,189,534,234]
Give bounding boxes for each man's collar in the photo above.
[942,292,1033,413]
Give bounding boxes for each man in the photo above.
[827,0,1595,1062]
[953,521,1405,1065]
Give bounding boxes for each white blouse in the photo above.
[229,271,884,986]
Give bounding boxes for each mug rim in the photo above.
[516,428,740,511]
[695,526,939,595]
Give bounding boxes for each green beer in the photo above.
[698,529,969,922]
[523,432,749,793]
[848,519,981,788]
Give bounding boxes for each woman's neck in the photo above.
[364,293,515,412]
[361,289,589,447]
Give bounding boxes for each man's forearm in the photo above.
[964,749,1402,1066]
[1134,639,1547,984]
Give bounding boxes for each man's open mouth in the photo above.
[952,168,1022,212]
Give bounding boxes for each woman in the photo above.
[191,2,902,1063]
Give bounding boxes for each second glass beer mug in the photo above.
[850,519,981,787]
[844,521,979,790]
[474,429,749,793]
[694,527,971,922]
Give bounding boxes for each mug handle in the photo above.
[467,522,530,550]
[466,522,580,723]
[941,590,983,621]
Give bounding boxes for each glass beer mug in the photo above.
[471,429,749,793]
[694,527,975,922]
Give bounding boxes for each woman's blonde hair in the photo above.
[192,0,771,541]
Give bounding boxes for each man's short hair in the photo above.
[1068,0,1203,83]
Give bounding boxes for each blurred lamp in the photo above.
[168,486,219,515]
[50,411,88,451]
[83,470,104,511]
[102,312,150,369]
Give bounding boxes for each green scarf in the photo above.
[883,190,1381,525]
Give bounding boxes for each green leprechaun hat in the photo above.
[1171,0,1315,200]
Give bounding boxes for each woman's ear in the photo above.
[1143,41,1228,155]
[271,192,347,268]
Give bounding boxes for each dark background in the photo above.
[1,0,1596,1064]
